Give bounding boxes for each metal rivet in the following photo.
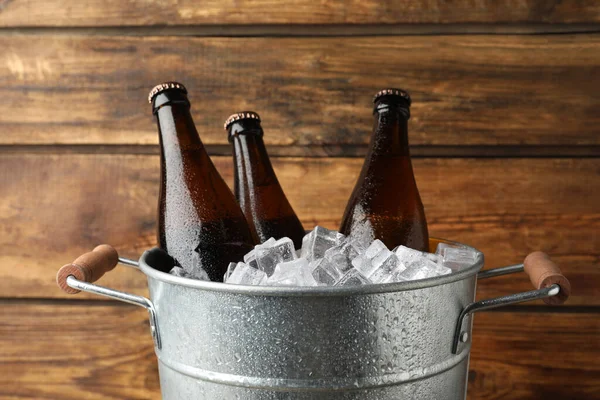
[460,332,469,342]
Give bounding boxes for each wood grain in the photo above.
[0,0,598,27]
[0,303,597,399]
[1,35,599,148]
[468,311,600,400]
[0,303,159,400]
[0,154,597,304]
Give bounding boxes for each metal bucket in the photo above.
[57,238,569,399]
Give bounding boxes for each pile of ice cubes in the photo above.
[214,226,480,287]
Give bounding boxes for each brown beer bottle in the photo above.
[226,112,305,249]
[339,89,429,252]
[149,83,256,281]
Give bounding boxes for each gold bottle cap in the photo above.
[224,111,261,130]
[148,82,187,104]
[373,88,411,106]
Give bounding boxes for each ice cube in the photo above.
[434,242,456,256]
[243,250,259,269]
[335,269,371,286]
[393,246,441,282]
[370,256,406,284]
[351,240,392,278]
[311,258,344,285]
[226,262,267,285]
[223,262,237,281]
[243,249,255,263]
[261,237,277,246]
[392,257,450,282]
[393,265,431,281]
[297,259,319,286]
[255,237,296,276]
[394,245,439,265]
[437,266,452,276]
[267,258,314,286]
[425,253,441,263]
[436,243,479,271]
[365,239,387,258]
[301,226,343,262]
[245,238,277,260]
[350,254,371,277]
[323,242,362,274]
[266,268,298,286]
[346,235,368,254]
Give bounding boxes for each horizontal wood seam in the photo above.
[1,23,600,37]
[0,144,598,158]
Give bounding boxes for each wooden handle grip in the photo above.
[56,245,119,294]
[523,251,571,305]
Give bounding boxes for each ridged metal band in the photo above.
[148,82,187,104]
[224,112,261,130]
[156,349,470,390]
[373,88,411,104]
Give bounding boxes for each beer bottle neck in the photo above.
[156,103,204,150]
[370,105,410,156]
[231,128,277,186]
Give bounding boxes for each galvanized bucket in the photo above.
[56,238,570,399]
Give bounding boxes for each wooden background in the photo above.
[1,1,599,399]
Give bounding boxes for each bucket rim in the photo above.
[139,237,484,297]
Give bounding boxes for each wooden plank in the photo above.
[468,311,600,400]
[1,35,600,148]
[443,214,600,306]
[0,154,598,304]
[0,0,599,27]
[0,303,159,400]
[0,303,597,399]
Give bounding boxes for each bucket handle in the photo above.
[56,245,161,350]
[452,251,571,354]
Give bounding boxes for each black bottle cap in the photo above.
[373,88,411,107]
[224,111,261,131]
[148,82,188,104]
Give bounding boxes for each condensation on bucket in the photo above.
[143,245,479,400]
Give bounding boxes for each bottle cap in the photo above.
[373,88,411,106]
[224,111,261,130]
[148,82,187,104]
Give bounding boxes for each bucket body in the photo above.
[141,239,482,400]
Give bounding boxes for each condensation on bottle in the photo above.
[340,88,429,252]
[226,111,305,250]
[149,82,256,281]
